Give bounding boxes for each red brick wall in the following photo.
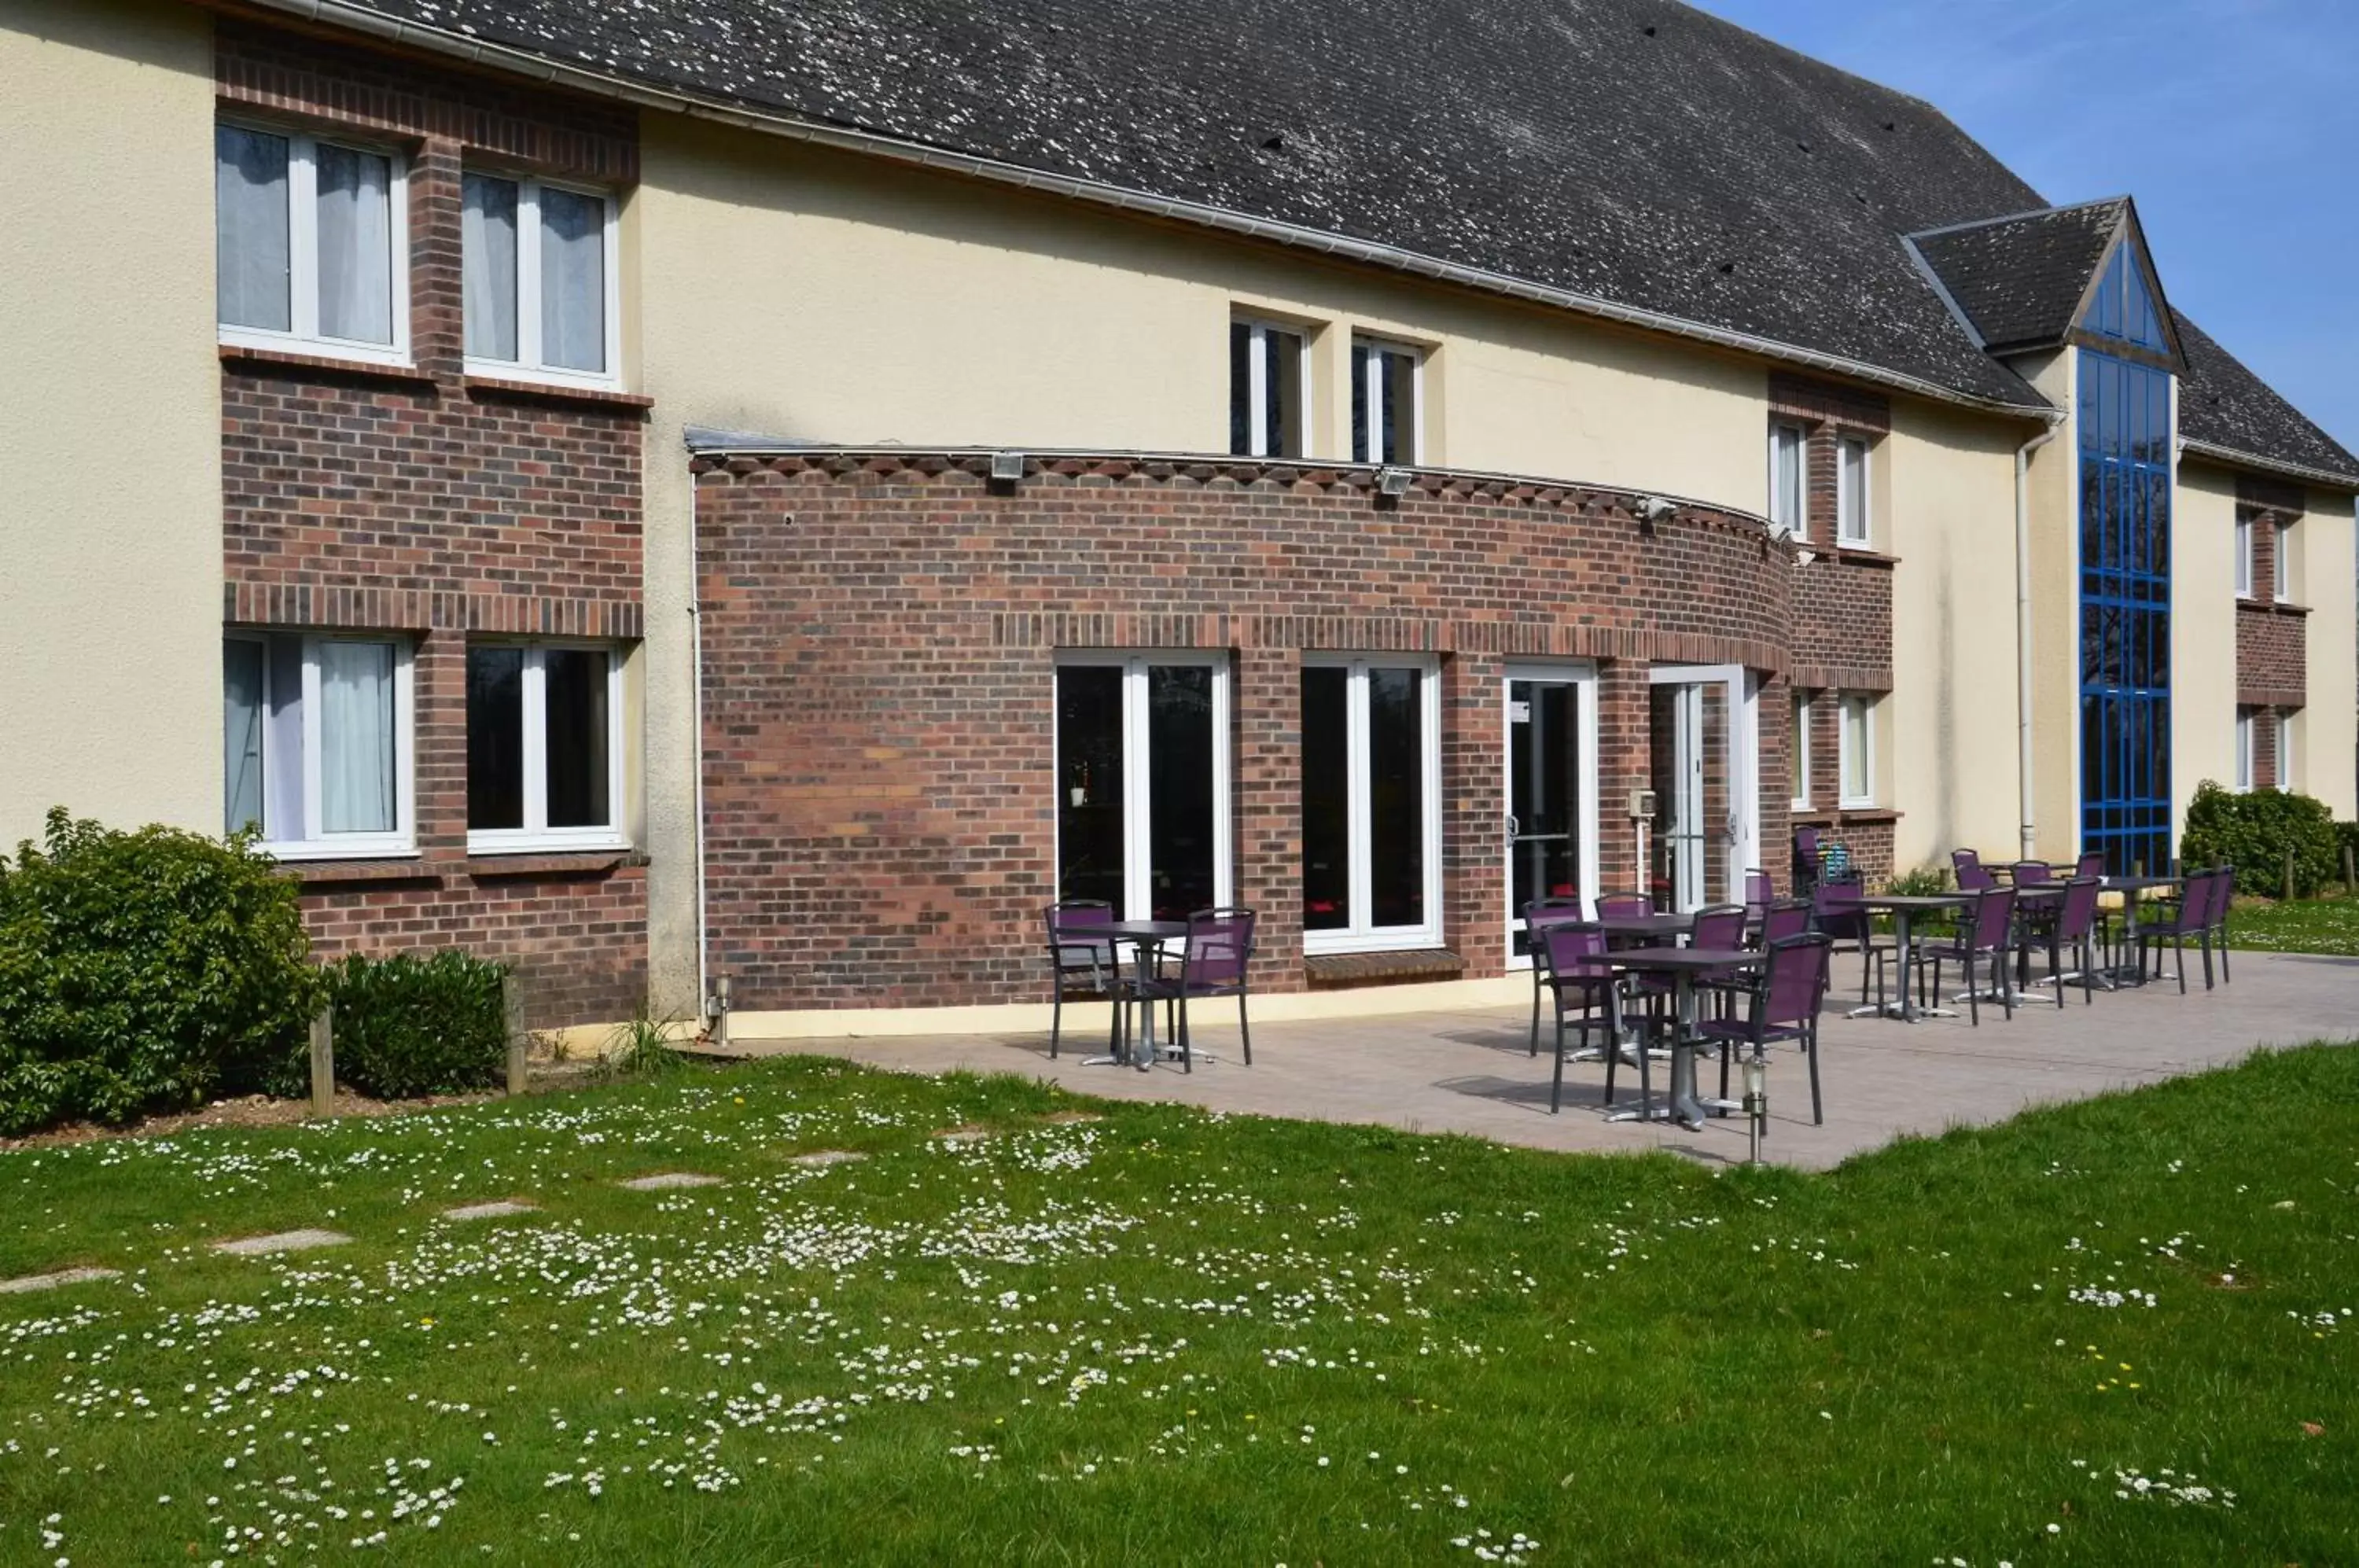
[2236,604,2307,710]
[215,26,648,1025]
[694,453,1794,1011]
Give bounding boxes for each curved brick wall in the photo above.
[694,452,1796,1010]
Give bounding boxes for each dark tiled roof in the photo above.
[322,0,2353,484]
[2174,313,2359,485]
[1908,200,2124,353]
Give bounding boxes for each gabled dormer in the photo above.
[1904,196,2184,374]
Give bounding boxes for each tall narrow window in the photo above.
[2274,710,2295,790]
[1228,318,1305,458]
[1836,436,1871,547]
[1301,656,1442,951]
[2234,709,2254,791]
[2234,516,2254,597]
[1054,654,1230,921]
[467,642,627,850]
[221,632,414,857]
[1768,422,1806,537]
[2273,519,2291,602]
[216,123,407,362]
[464,172,617,384]
[1838,693,1875,807]
[1790,693,1812,809]
[1350,339,1419,465]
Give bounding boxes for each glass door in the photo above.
[1504,664,1597,963]
[1647,665,1757,912]
[1054,653,1231,921]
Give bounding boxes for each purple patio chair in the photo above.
[1743,870,1773,926]
[2136,871,2219,993]
[1810,878,1890,1010]
[1759,898,1812,947]
[1540,922,1622,1114]
[1918,885,2018,1025]
[2011,860,2056,885]
[2074,852,2107,879]
[1127,907,1256,1071]
[1689,902,1750,1018]
[1793,826,1823,897]
[1043,900,1118,1060]
[1956,858,1997,893]
[2039,875,2104,1007]
[1595,891,1654,918]
[1523,896,1588,1057]
[2203,865,2234,984]
[1702,932,1834,1125]
[1950,848,1983,884]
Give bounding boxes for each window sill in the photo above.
[1305,949,1466,986]
[219,343,433,386]
[463,374,653,411]
[466,848,640,878]
[278,859,440,886]
[1791,806,1901,826]
[2233,597,2309,617]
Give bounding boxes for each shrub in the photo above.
[1882,863,1951,897]
[2181,780,2340,898]
[322,950,509,1099]
[0,808,318,1135]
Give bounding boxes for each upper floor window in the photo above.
[223,631,415,859]
[1836,436,1871,547]
[466,642,627,852]
[1229,318,1305,458]
[2234,516,2254,597]
[1790,693,1812,809]
[1768,421,1806,536]
[2273,519,2292,602]
[1838,692,1875,808]
[1351,339,1419,465]
[464,173,617,385]
[216,123,408,364]
[2234,708,2254,791]
[2274,709,2295,789]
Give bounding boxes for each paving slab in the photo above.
[728,949,2359,1170]
[618,1172,723,1191]
[930,1126,995,1143]
[0,1266,120,1295]
[787,1150,867,1167]
[213,1229,351,1257]
[442,1200,539,1221]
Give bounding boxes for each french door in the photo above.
[1647,664,1758,912]
[1503,664,1599,964]
[1053,653,1231,922]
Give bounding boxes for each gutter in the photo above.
[2013,420,2063,860]
[230,0,2055,425]
[2178,439,2359,495]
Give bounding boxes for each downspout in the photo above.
[686,525,709,1032]
[2015,421,2062,859]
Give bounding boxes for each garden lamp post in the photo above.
[1743,1051,1768,1163]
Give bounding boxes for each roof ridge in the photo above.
[1906,196,2129,244]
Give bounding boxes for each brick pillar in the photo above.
[1757,673,1792,897]
[1595,660,1651,895]
[1441,652,1504,977]
[1234,645,1302,992]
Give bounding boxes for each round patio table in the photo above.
[1080,920,1190,1070]
[2098,875,2181,987]
[1602,945,1762,1130]
[1846,893,1968,1021]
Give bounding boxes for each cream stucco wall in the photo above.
[0,0,220,845]
[2173,463,2241,813]
[2301,486,2357,818]
[1883,401,2031,870]
[2012,349,2082,861]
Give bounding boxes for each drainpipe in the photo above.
[2015,421,2061,860]
[686,472,710,1029]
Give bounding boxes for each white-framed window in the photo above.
[2234,516,2254,598]
[1351,338,1421,465]
[2234,709,2254,791]
[2275,709,2295,790]
[2273,519,2291,602]
[1229,317,1307,458]
[1053,652,1232,922]
[466,642,628,852]
[215,121,409,365]
[223,631,415,859]
[462,171,620,387]
[1790,692,1812,809]
[1838,692,1875,808]
[1836,436,1871,547]
[1301,653,1444,952]
[1768,421,1807,537]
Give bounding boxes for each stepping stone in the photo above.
[932,1127,995,1143]
[788,1150,867,1168]
[0,1266,120,1295]
[443,1201,539,1221]
[618,1172,723,1191]
[213,1229,351,1257]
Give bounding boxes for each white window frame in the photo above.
[2234,709,2254,791]
[1838,692,1875,808]
[1836,436,1871,547]
[1051,651,1233,922]
[216,120,411,367]
[2234,516,2254,598]
[1350,337,1424,466]
[1231,315,1311,458]
[2274,710,2295,790]
[2273,519,2291,602]
[462,171,624,391]
[225,631,416,860]
[1500,661,1601,967]
[1768,421,1807,538]
[1790,693,1812,809]
[1301,653,1444,955]
[466,641,630,855]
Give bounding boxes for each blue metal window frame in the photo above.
[2077,347,2173,875]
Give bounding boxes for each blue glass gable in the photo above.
[2083,242,2170,354]
[2077,348,2173,875]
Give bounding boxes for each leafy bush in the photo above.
[321,950,509,1099]
[0,808,318,1135]
[600,1007,691,1082]
[1882,863,1951,898]
[2181,780,2341,898]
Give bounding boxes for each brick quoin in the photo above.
[693,453,1798,1014]
[215,26,647,1025]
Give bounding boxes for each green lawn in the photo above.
[2,1048,2354,1566]
[2227,892,2359,957]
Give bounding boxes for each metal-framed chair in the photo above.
[1689,902,1750,1019]
[1810,878,1890,1010]
[2137,870,2220,993]
[1540,922,1622,1114]
[2203,865,2234,985]
[1522,896,1588,1057]
[1702,932,1834,1125]
[1919,885,2018,1025]
[1758,897,1812,947]
[1595,891,1654,918]
[1794,826,1824,900]
[2039,875,2103,1007]
[1124,907,1256,1072]
[1043,900,1118,1059]
[1743,870,1773,928]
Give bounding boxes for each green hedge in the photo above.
[2180,780,2340,898]
[320,950,509,1099]
[0,809,318,1135]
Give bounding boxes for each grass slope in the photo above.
[1,1047,2353,1566]
[2227,893,2359,957]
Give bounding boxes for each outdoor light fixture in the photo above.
[1376,466,1414,497]
[1743,1051,1768,1163]
[708,974,734,1051]
[1639,495,1678,525]
[990,450,1026,482]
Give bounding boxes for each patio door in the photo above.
[1647,664,1757,912]
[1054,653,1231,921]
[1503,664,1598,964]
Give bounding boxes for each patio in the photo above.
[717,947,2359,1169]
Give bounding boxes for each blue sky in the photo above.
[1689,0,2359,454]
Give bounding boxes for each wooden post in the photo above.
[2283,847,2297,904]
[308,1007,334,1119]
[2342,842,2354,898]
[503,971,529,1096]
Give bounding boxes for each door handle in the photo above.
[1505,813,1520,842]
